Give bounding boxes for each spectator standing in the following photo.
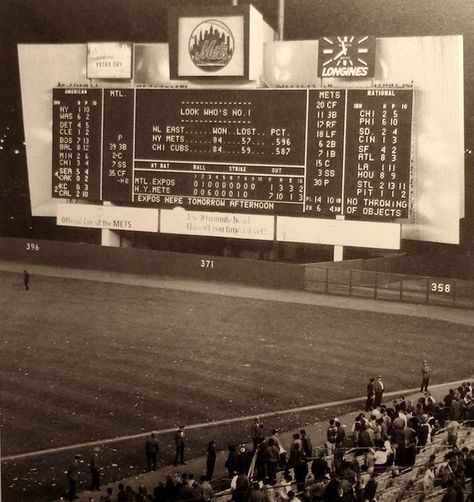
[265,437,280,483]
[206,439,217,481]
[173,425,186,466]
[311,450,330,481]
[153,481,166,502]
[277,472,295,502]
[125,485,137,501]
[300,429,313,458]
[90,447,101,491]
[192,476,203,502]
[251,418,264,450]
[358,424,375,469]
[463,392,474,419]
[248,482,263,502]
[450,395,463,420]
[373,376,384,407]
[254,441,267,481]
[363,472,377,502]
[232,471,250,502]
[23,269,30,291]
[263,479,278,502]
[446,420,460,447]
[288,442,308,492]
[417,414,431,447]
[136,485,149,502]
[146,432,160,471]
[365,378,375,412]
[177,474,194,501]
[201,475,214,502]
[326,419,338,455]
[423,464,435,495]
[117,483,128,502]
[421,361,431,392]
[403,420,418,466]
[290,432,302,452]
[335,419,346,448]
[66,454,81,501]
[322,473,340,502]
[100,486,114,501]
[225,445,239,478]
[237,444,251,474]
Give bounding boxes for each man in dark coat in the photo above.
[90,447,101,491]
[225,445,239,478]
[251,418,264,450]
[23,269,30,291]
[300,429,313,458]
[365,378,375,411]
[145,432,160,471]
[173,425,186,465]
[67,454,81,500]
[206,439,217,481]
[232,471,250,502]
[311,450,330,481]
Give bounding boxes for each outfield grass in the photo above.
[1,270,473,500]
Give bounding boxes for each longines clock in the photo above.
[318,36,376,78]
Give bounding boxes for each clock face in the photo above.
[318,36,376,78]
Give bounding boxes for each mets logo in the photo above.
[188,19,234,72]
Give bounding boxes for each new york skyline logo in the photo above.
[188,19,234,72]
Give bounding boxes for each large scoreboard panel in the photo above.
[52,87,413,221]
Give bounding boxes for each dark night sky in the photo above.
[1,0,473,241]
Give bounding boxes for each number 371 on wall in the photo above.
[430,281,453,294]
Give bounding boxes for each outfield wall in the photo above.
[0,237,305,290]
[313,252,474,280]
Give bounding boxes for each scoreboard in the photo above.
[52,87,413,221]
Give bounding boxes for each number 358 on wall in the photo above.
[430,281,453,294]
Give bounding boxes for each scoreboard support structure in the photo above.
[101,228,120,247]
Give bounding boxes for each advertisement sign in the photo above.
[277,218,401,249]
[87,42,133,79]
[161,208,274,240]
[318,36,376,78]
[169,6,248,78]
[57,203,158,232]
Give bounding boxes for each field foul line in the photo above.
[2,378,470,463]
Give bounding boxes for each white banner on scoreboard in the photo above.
[161,208,274,240]
[277,217,401,249]
[57,203,158,232]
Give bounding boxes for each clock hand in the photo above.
[333,46,348,60]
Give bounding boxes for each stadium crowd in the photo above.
[69,379,474,502]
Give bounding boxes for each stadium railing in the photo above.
[305,265,474,309]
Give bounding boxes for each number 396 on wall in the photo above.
[430,281,453,294]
